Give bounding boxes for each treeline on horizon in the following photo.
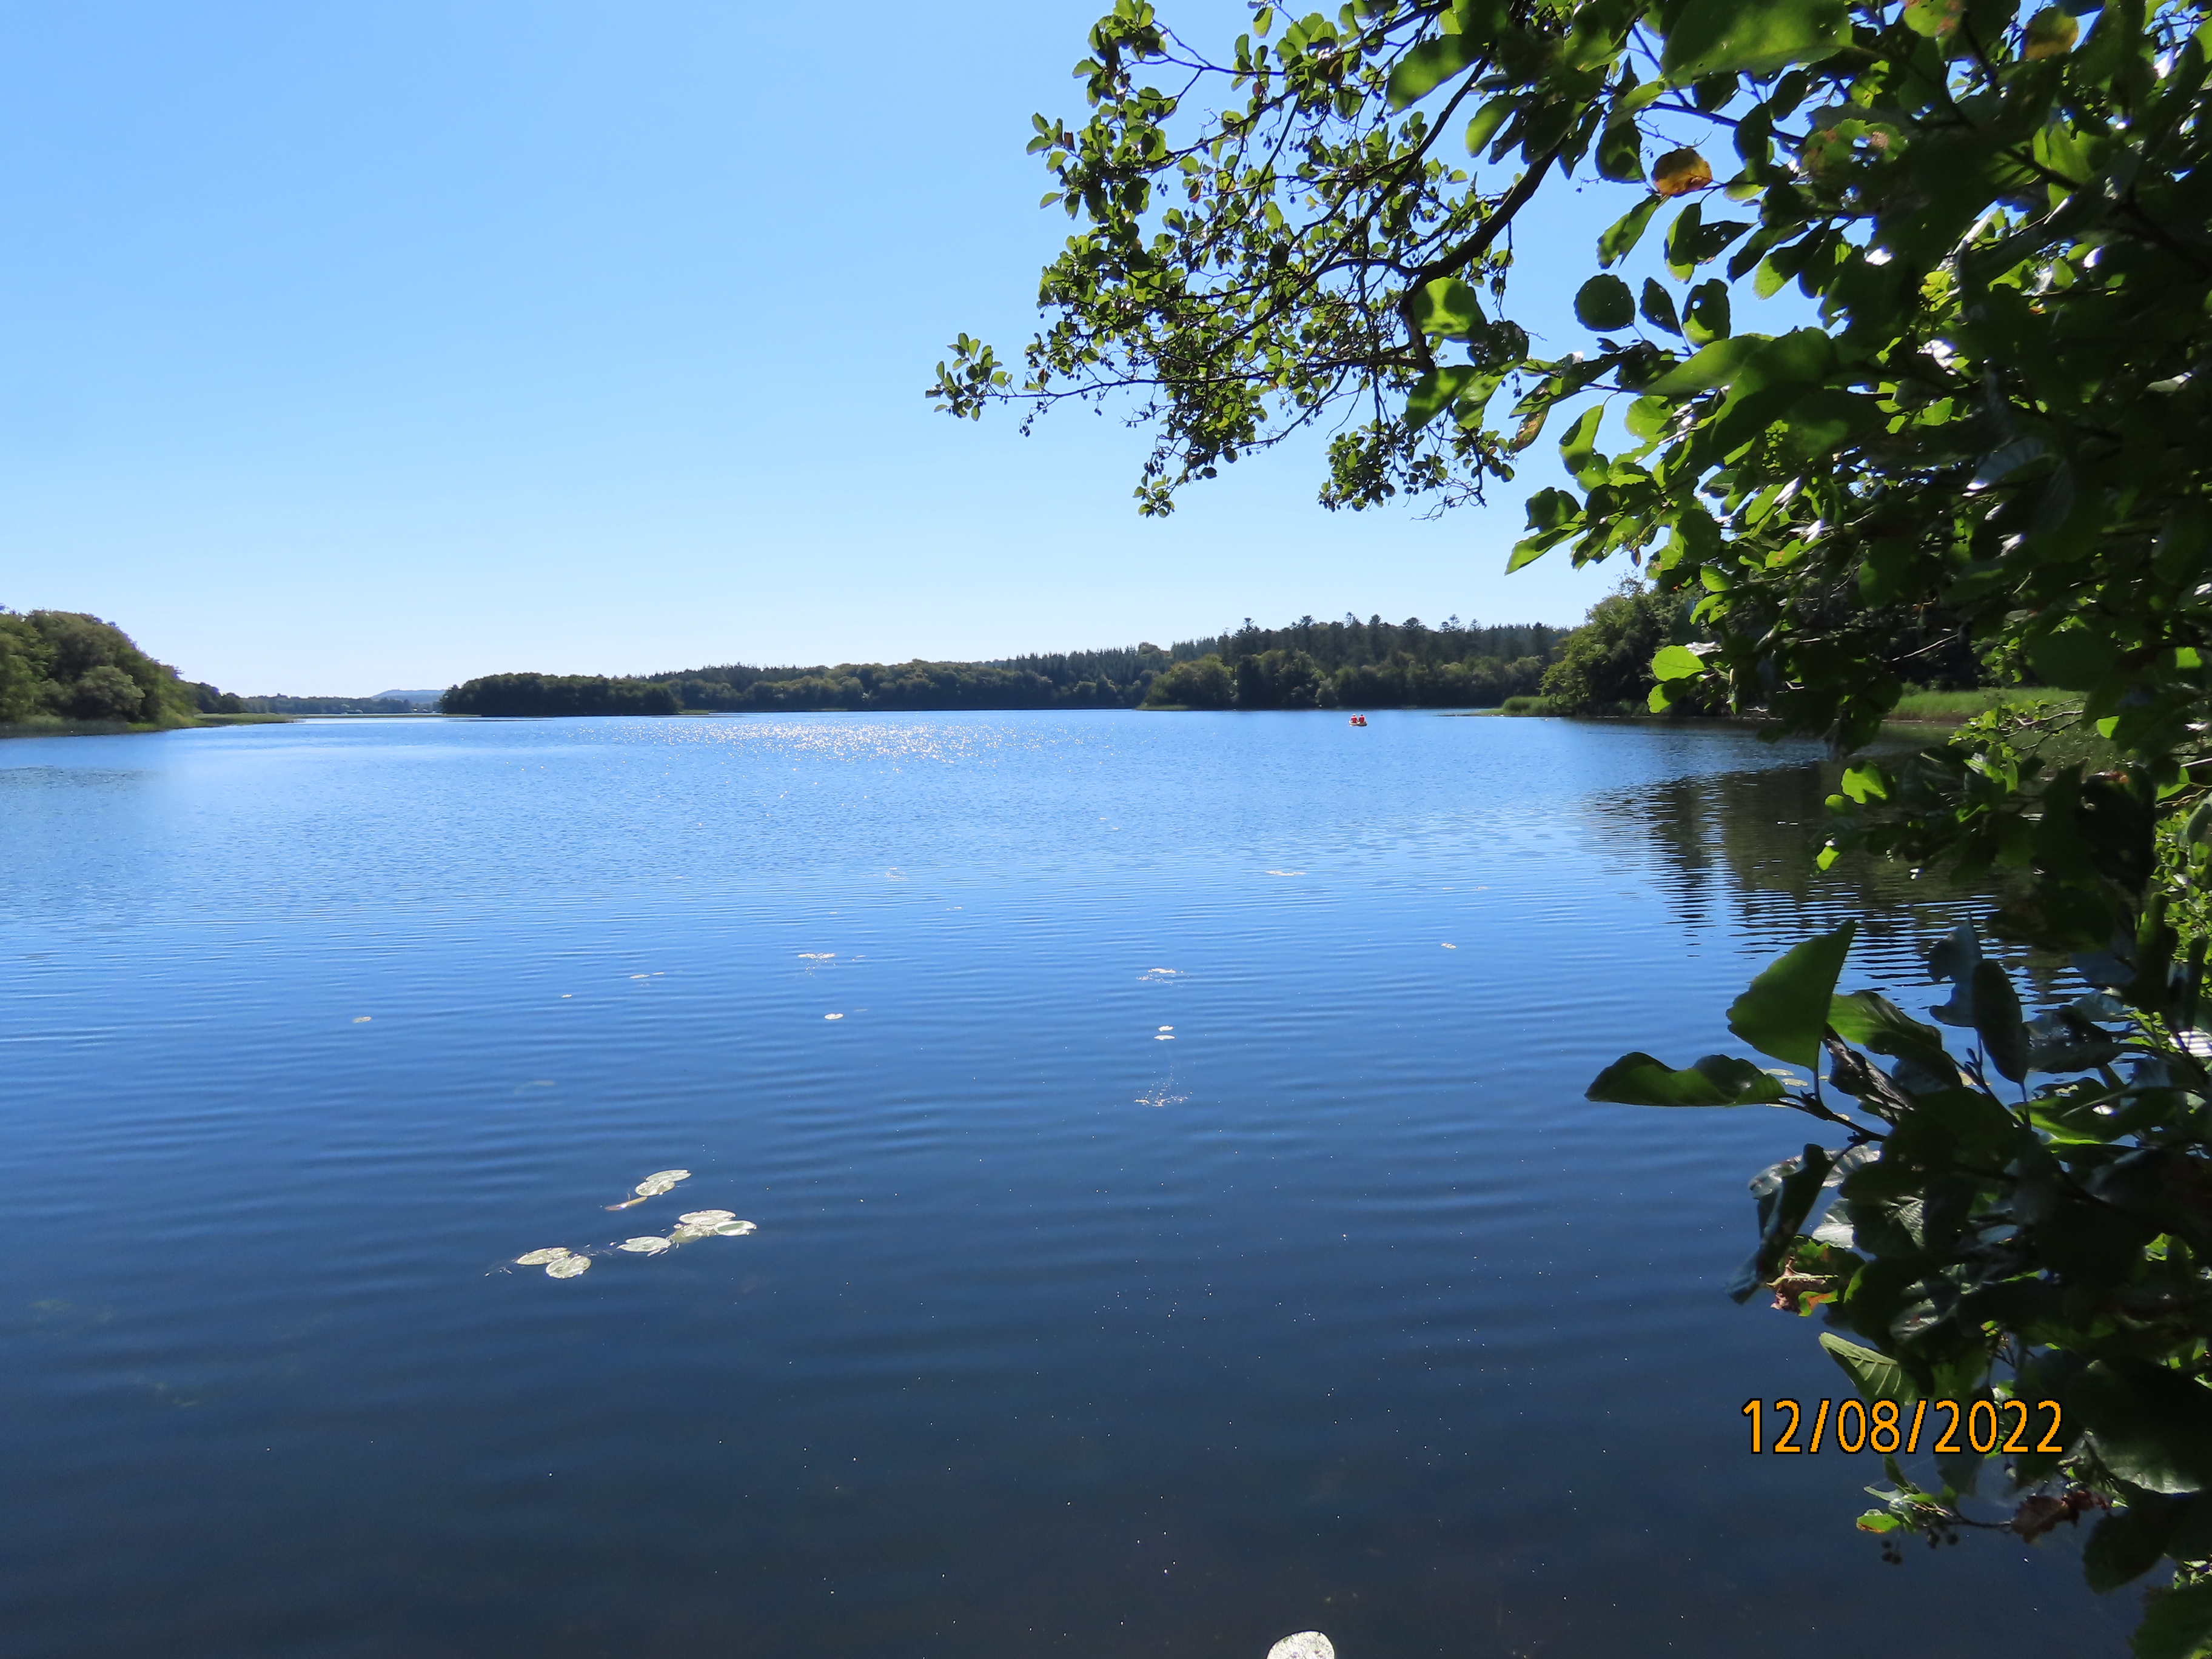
[441,614,1569,717]
[2,608,440,727]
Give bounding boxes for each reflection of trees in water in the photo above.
[1601,758,2076,1008]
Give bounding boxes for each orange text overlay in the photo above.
[1741,1397,2063,1456]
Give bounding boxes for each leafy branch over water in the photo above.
[1594,900,2212,1642]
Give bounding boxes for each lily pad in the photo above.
[1267,1635,1335,1659]
[515,1247,572,1265]
[668,1224,716,1243]
[679,1210,736,1225]
[632,1169,692,1197]
[545,1255,591,1278]
[618,1236,672,1255]
[712,1220,757,1236]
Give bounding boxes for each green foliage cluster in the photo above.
[1540,579,1700,711]
[440,675,682,718]
[1594,900,2212,1645]
[937,0,2212,1638]
[0,609,198,728]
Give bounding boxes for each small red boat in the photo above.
[1348,715,1367,726]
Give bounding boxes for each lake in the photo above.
[0,711,2134,1657]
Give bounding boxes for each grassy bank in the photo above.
[0,712,299,739]
[1500,688,2074,726]
[1885,688,2075,724]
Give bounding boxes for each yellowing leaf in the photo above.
[1903,0,1963,36]
[1651,149,1713,198]
[2023,6,2077,57]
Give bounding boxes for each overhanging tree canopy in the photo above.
[934,0,2210,771]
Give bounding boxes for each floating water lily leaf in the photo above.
[633,1169,691,1197]
[1267,1635,1335,1659]
[712,1220,758,1236]
[618,1236,672,1254]
[515,1247,572,1265]
[545,1255,591,1278]
[679,1210,737,1225]
[668,1224,716,1243]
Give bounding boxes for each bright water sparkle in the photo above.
[0,711,2133,1657]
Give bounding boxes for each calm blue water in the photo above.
[0,712,2132,1657]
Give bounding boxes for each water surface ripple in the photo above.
[0,712,2127,1657]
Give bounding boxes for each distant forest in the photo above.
[442,615,1567,717]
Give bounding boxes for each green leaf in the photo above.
[1388,34,1480,109]
[1405,366,1479,430]
[1727,923,1857,1066]
[1683,278,1731,344]
[1837,762,1888,803]
[1659,0,1854,81]
[2133,1580,2212,1659]
[1640,334,1765,397]
[1624,394,1672,442]
[1973,436,2048,486]
[1464,96,1513,157]
[1586,1051,1787,1105]
[1652,643,1706,681]
[2084,1498,2186,1594]
[1828,990,1956,1079]
[1597,196,1662,267]
[1523,485,1579,532]
[2030,628,2119,691]
[1664,200,1705,281]
[1972,959,2030,1084]
[1640,278,1683,335]
[1821,1333,1912,1401]
[1735,1143,1834,1301]
[1598,116,1644,182]
[1575,274,1636,330]
[1558,404,1606,484]
[2076,1359,2212,1496]
[1408,278,1487,339]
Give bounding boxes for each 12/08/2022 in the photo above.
[1742,1397,2063,1455]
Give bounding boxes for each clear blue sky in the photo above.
[3,1,1663,694]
